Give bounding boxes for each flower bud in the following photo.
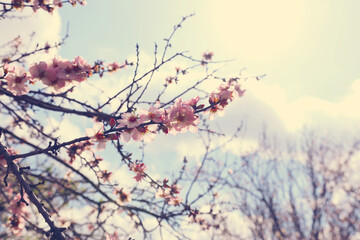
[109,118,116,128]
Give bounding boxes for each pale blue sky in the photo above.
[45,0,360,163]
[1,0,357,149]
[58,0,360,102]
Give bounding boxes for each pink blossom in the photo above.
[128,128,143,142]
[32,0,55,13]
[233,83,246,98]
[156,183,181,197]
[5,65,31,96]
[98,170,112,182]
[105,232,118,240]
[155,186,182,206]
[134,173,145,182]
[208,104,225,120]
[3,63,14,73]
[71,56,92,82]
[155,187,171,199]
[184,96,200,109]
[168,196,182,206]
[140,106,165,123]
[217,83,234,104]
[52,57,74,81]
[202,52,214,61]
[170,184,181,194]
[136,125,157,142]
[129,128,144,141]
[30,56,92,91]
[41,65,67,92]
[217,81,245,104]
[130,163,146,182]
[29,61,48,80]
[87,223,94,231]
[166,99,199,134]
[53,0,63,7]
[32,0,41,12]
[88,156,103,167]
[119,129,133,142]
[120,125,156,143]
[165,76,176,84]
[117,112,143,128]
[11,0,25,10]
[69,0,87,6]
[8,215,25,236]
[85,122,107,151]
[208,92,225,120]
[79,0,87,6]
[206,80,245,120]
[9,193,28,215]
[107,62,121,72]
[113,188,132,205]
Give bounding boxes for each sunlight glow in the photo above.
[211,0,305,62]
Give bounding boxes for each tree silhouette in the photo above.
[0,1,251,239]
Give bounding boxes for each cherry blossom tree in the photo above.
[0,1,254,239]
[204,131,360,240]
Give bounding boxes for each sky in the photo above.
[1,0,359,186]
[57,0,360,99]
[52,0,360,140]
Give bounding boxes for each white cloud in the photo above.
[200,77,360,157]
[211,0,306,63]
[0,9,62,64]
[225,212,252,239]
[44,116,82,142]
[240,78,360,137]
[221,138,258,157]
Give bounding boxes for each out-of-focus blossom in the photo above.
[86,122,107,151]
[117,112,143,129]
[5,65,31,96]
[113,188,132,205]
[129,163,147,182]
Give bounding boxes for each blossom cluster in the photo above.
[86,99,201,150]
[5,193,29,236]
[117,97,200,139]
[85,79,244,152]
[1,56,90,95]
[208,79,246,120]
[155,179,182,205]
[1,57,127,95]
[129,162,147,182]
[2,64,32,96]
[9,0,86,13]
[80,79,245,202]
[29,56,92,92]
